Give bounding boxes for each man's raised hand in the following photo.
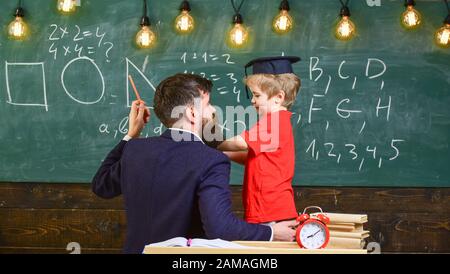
[128,100,151,138]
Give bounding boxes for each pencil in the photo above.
[128,75,142,102]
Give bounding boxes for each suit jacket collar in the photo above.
[161,128,205,144]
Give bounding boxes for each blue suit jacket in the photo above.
[92,129,271,253]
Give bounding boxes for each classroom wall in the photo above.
[0,0,448,254]
[1,0,449,187]
[0,183,448,254]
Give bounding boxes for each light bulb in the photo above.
[136,25,156,49]
[57,0,77,14]
[435,24,450,48]
[273,9,293,34]
[228,23,248,48]
[335,16,356,41]
[8,16,28,40]
[401,5,422,29]
[175,10,194,34]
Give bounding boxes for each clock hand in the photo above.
[307,230,321,238]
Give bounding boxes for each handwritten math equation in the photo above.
[47,24,114,62]
[302,57,405,172]
[3,24,116,111]
[180,52,242,103]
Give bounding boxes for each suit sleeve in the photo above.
[91,140,126,199]
[197,153,271,241]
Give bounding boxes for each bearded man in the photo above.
[92,73,297,254]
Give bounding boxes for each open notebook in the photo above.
[145,237,256,249]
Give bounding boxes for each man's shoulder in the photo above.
[125,136,228,162]
[122,136,161,154]
[205,145,229,161]
[125,136,158,147]
[191,141,230,163]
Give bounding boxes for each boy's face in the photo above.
[248,83,280,117]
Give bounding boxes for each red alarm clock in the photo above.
[296,206,330,249]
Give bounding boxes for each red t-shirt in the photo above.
[240,110,298,223]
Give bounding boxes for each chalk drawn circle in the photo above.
[61,56,105,105]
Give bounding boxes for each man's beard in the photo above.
[201,116,224,148]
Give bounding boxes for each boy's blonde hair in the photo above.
[244,73,301,109]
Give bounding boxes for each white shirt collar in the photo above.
[167,128,205,144]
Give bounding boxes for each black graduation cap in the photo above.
[244,56,301,99]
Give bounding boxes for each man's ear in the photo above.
[198,88,207,96]
[185,105,196,125]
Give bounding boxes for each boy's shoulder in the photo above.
[245,110,293,134]
[260,110,293,125]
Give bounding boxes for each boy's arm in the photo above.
[217,135,248,151]
[223,151,248,165]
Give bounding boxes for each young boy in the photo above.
[218,56,301,225]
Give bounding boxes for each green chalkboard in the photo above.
[0,0,449,187]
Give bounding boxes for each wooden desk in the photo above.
[143,241,367,254]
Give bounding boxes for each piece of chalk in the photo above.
[128,75,142,102]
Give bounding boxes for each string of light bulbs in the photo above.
[401,0,422,29]
[57,0,77,14]
[435,0,450,47]
[227,0,249,48]
[8,0,29,40]
[335,0,356,41]
[174,1,195,34]
[135,0,157,49]
[4,0,448,50]
[273,0,294,34]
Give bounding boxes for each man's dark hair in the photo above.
[153,73,212,128]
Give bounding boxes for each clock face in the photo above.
[298,221,327,249]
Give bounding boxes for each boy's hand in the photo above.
[217,135,248,151]
[271,220,299,242]
[128,100,151,138]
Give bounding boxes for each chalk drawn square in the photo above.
[5,62,48,111]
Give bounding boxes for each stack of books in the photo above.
[311,212,369,249]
